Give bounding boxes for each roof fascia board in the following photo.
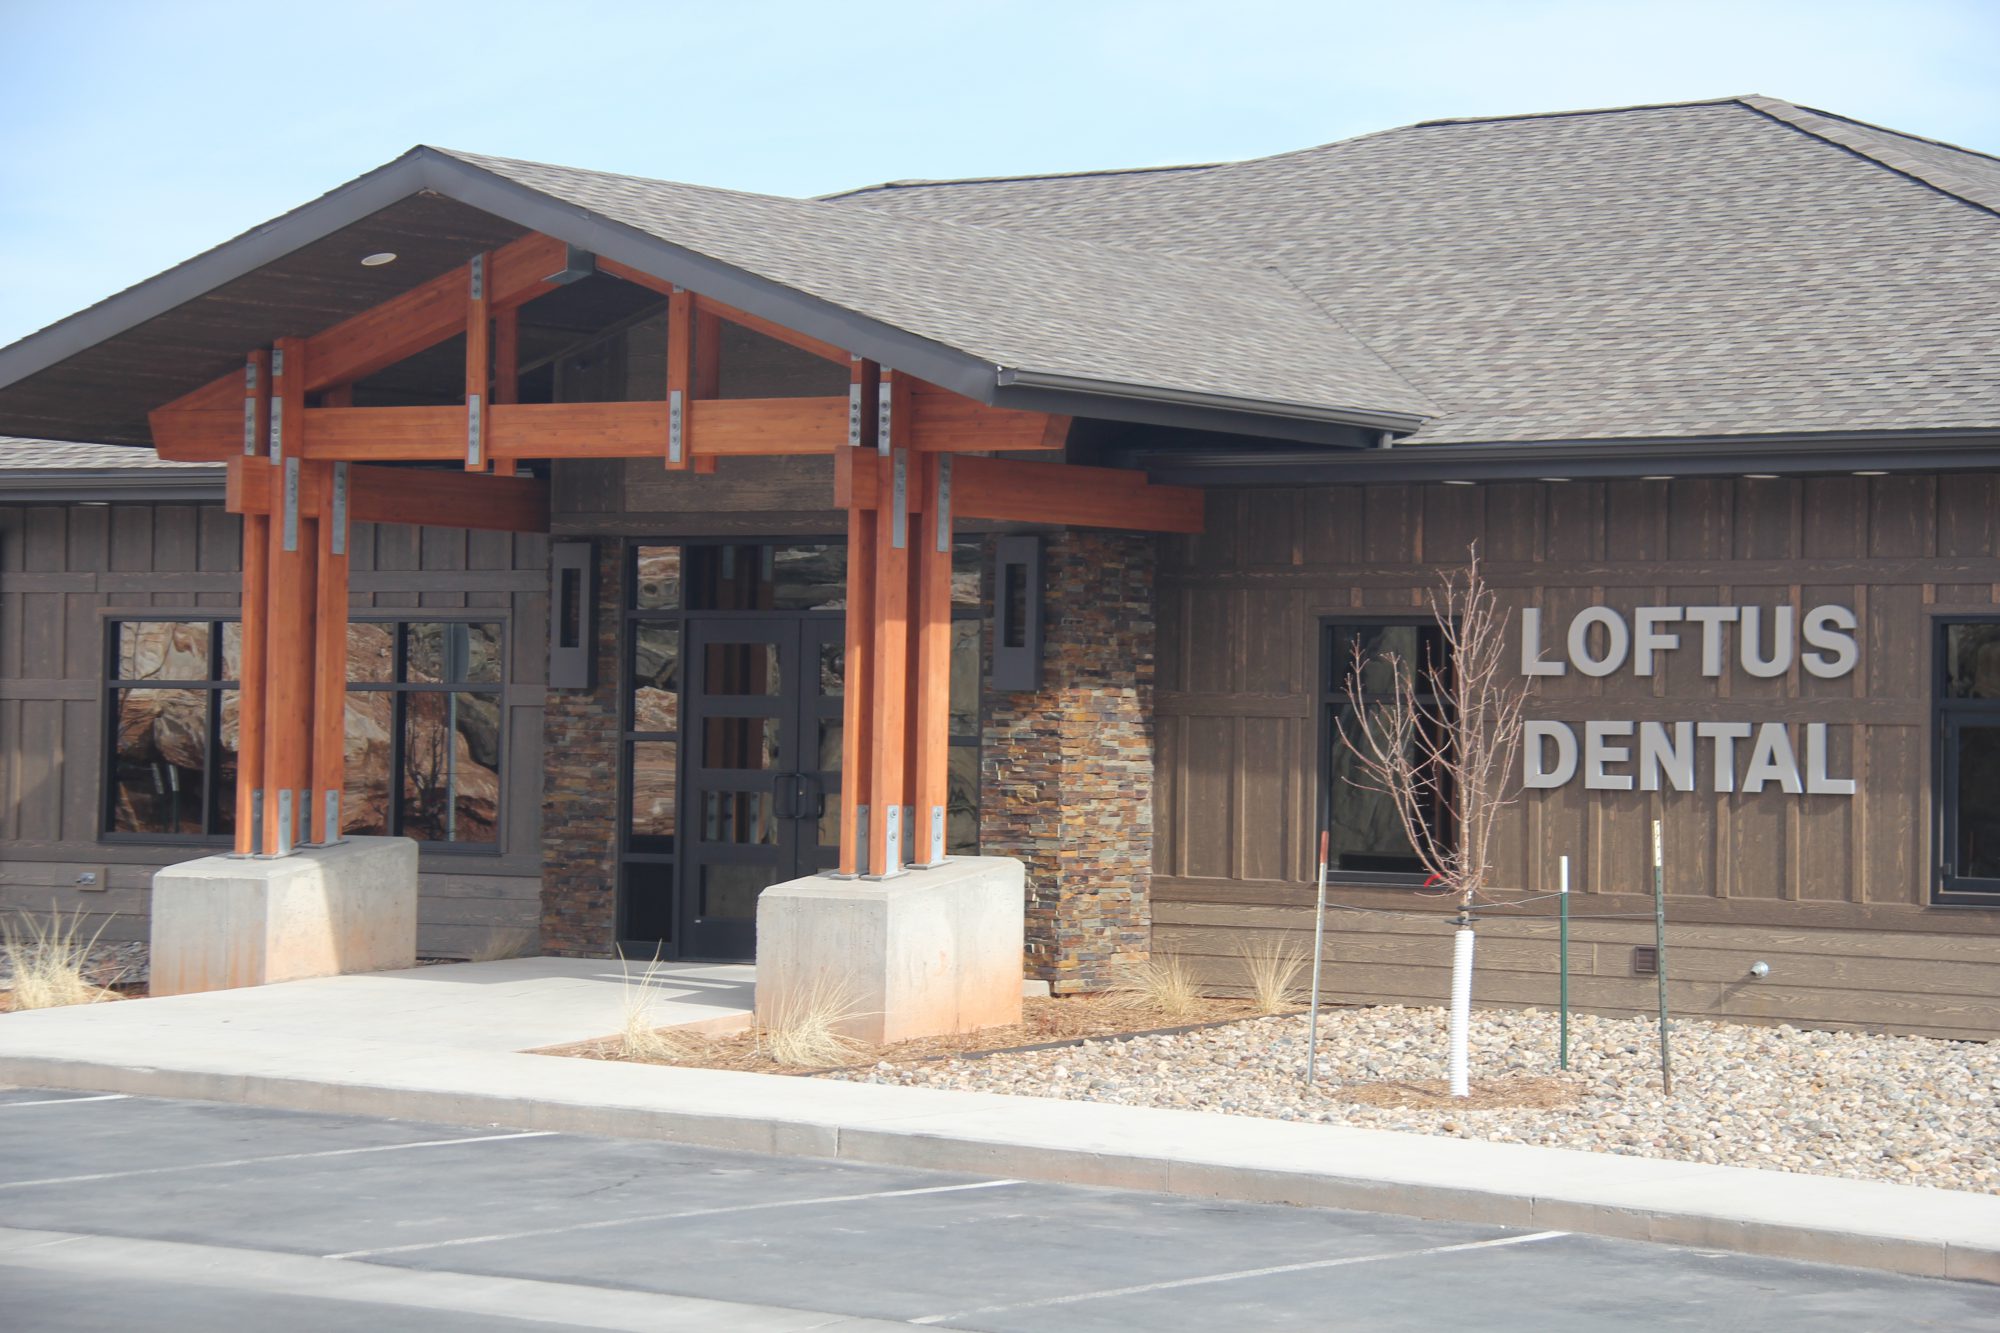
[0,155,434,393]
[1136,430,2000,486]
[0,469,226,503]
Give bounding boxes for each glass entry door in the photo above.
[675,617,841,958]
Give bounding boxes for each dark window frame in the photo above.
[99,613,509,853]
[1933,615,2000,906]
[1316,616,1455,887]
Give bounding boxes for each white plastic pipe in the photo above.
[1448,925,1476,1098]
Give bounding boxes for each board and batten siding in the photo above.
[0,502,549,959]
[1155,475,2000,1039]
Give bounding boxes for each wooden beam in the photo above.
[909,452,953,866]
[837,454,1205,534]
[228,457,548,533]
[193,396,854,464]
[695,294,850,366]
[311,461,349,842]
[665,286,693,469]
[465,253,491,472]
[908,381,1065,452]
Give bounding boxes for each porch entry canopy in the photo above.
[0,144,1337,882]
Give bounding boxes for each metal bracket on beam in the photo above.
[248,789,265,857]
[891,451,908,550]
[863,804,905,880]
[466,393,483,467]
[935,455,953,552]
[321,790,342,846]
[281,457,301,552]
[853,806,870,877]
[668,389,684,464]
[274,789,295,857]
[268,396,284,466]
[909,805,948,868]
[876,374,893,456]
[242,358,260,456]
[848,381,863,447]
[468,253,485,302]
[329,462,348,555]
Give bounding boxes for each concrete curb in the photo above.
[4,1049,1995,1286]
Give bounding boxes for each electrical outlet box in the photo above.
[76,866,108,892]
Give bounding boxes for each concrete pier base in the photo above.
[755,856,1025,1045]
[149,837,419,996]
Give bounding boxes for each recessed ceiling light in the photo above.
[1743,473,1780,480]
[1641,475,1674,482]
[360,252,398,267]
[1442,478,1476,486]
[1538,476,1570,483]
[1852,469,1888,476]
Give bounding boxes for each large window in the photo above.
[1936,619,2000,905]
[103,616,505,848]
[1319,620,1454,881]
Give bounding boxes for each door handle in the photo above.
[795,773,825,820]
[773,776,798,821]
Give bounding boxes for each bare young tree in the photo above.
[1335,546,1532,1096]
[1337,546,1530,911]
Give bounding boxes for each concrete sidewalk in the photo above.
[0,958,1993,1285]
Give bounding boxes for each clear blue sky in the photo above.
[3,0,1996,346]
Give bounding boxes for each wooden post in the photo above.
[866,371,914,876]
[691,307,721,475]
[491,305,519,477]
[665,286,693,470]
[310,460,350,843]
[464,253,490,472]
[234,354,271,853]
[909,452,953,866]
[263,338,317,854]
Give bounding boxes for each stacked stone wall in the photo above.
[981,531,1156,992]
[539,540,622,955]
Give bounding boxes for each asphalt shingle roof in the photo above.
[437,149,1436,423]
[830,97,2000,445]
[0,437,210,469]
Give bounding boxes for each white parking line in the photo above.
[325,1177,1026,1260]
[910,1230,1572,1324]
[0,1094,131,1110]
[0,1130,557,1190]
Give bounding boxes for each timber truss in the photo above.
[161,231,1203,876]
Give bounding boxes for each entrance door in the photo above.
[675,616,841,958]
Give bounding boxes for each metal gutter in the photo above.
[1129,428,2000,485]
[991,367,1426,435]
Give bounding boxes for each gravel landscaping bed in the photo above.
[828,1004,2000,1194]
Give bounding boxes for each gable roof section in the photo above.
[0,147,1432,449]
[834,97,2000,447]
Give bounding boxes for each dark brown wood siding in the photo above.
[0,503,548,959]
[1156,476,2000,1039]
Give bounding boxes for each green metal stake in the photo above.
[1558,854,1570,1072]
[1651,819,1673,1096]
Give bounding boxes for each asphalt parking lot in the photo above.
[0,1087,1994,1331]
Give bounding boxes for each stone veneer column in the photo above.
[980,530,1155,993]
[540,540,622,955]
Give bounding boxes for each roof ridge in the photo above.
[1411,95,1746,129]
[820,161,1229,201]
[1733,96,2000,221]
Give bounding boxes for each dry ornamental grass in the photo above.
[1,906,122,1011]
